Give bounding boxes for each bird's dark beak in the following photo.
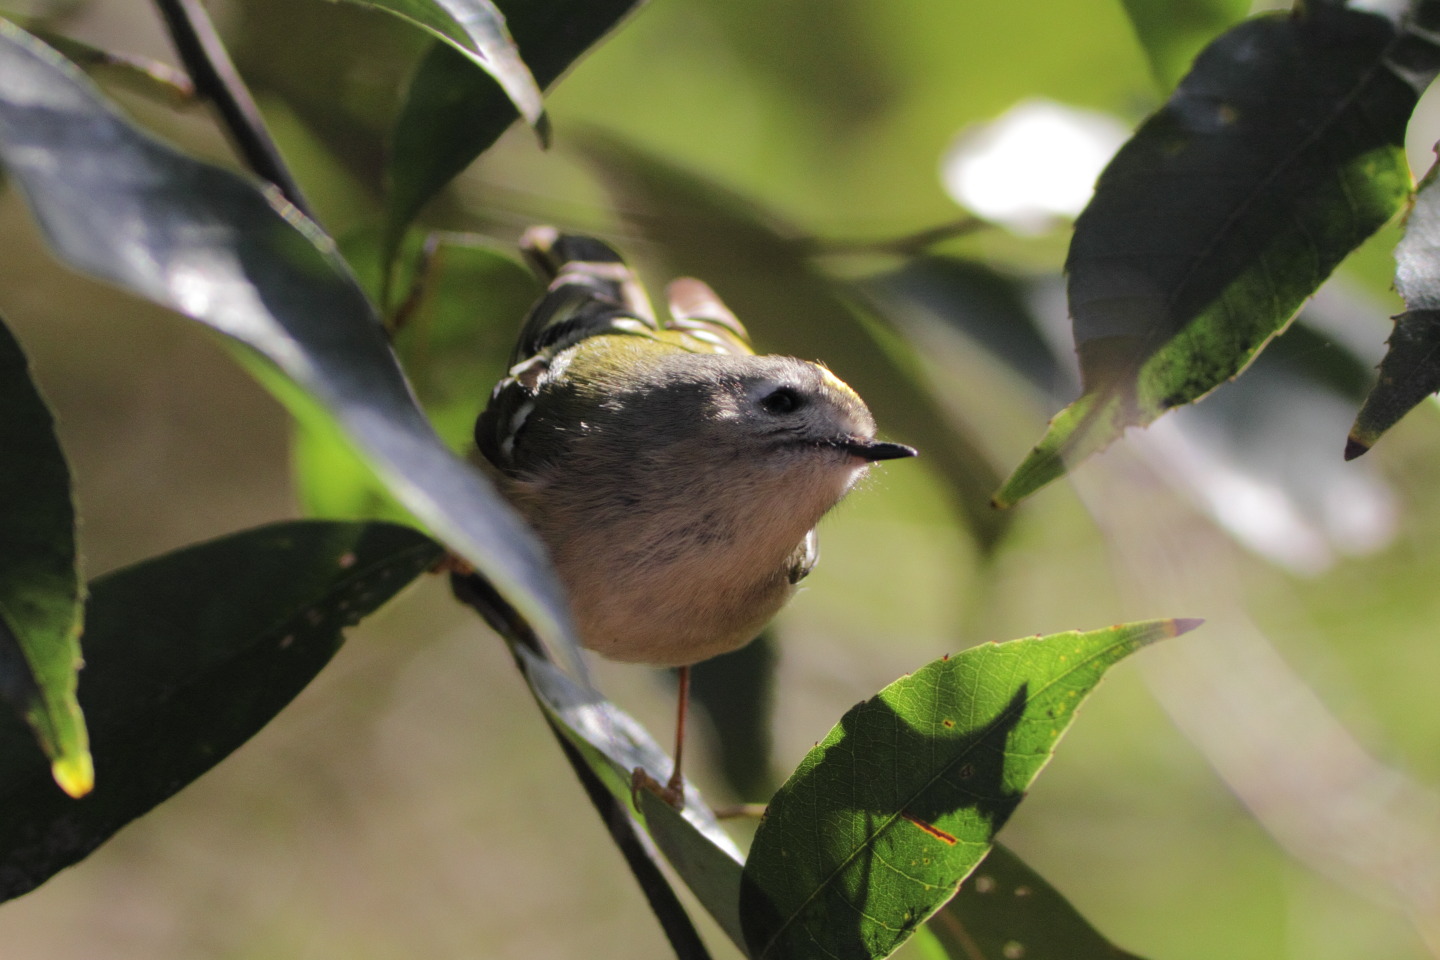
[844,438,918,462]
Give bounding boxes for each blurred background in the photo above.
[2,0,1439,958]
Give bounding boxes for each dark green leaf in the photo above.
[0,318,88,797]
[518,647,748,954]
[580,135,1011,551]
[997,6,1440,506]
[740,619,1200,960]
[1350,155,1440,458]
[1347,309,1440,459]
[921,843,1146,960]
[337,0,545,140]
[0,22,581,671]
[1116,0,1250,91]
[0,520,441,902]
[383,0,645,274]
[293,232,539,519]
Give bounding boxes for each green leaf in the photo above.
[923,843,1147,960]
[0,318,89,798]
[0,21,582,673]
[740,618,1200,960]
[996,5,1439,507]
[383,0,644,277]
[1350,155,1440,458]
[27,30,197,106]
[0,520,441,902]
[517,647,749,955]
[1116,0,1250,91]
[293,232,539,519]
[336,0,546,141]
[580,135,1012,551]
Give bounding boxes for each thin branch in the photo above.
[795,216,991,258]
[151,0,312,217]
[448,571,714,960]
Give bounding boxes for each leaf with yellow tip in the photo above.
[0,521,441,903]
[0,317,92,799]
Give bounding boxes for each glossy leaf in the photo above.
[518,647,748,955]
[0,521,441,902]
[383,0,645,275]
[1117,0,1250,91]
[0,22,581,673]
[581,136,1011,550]
[740,619,1200,960]
[338,0,545,140]
[921,843,1146,960]
[1350,155,1440,458]
[293,232,538,519]
[0,318,89,797]
[997,5,1440,506]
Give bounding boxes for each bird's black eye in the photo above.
[760,386,804,415]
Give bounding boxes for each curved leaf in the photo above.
[0,318,88,797]
[739,619,1200,960]
[294,232,539,519]
[997,5,1440,506]
[919,843,1147,960]
[1350,154,1440,457]
[580,135,1011,551]
[0,21,581,672]
[517,647,747,954]
[340,0,545,140]
[383,0,645,276]
[0,520,441,902]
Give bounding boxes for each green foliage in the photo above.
[0,520,440,901]
[0,318,88,798]
[996,4,1437,505]
[740,620,1193,960]
[0,1,1436,959]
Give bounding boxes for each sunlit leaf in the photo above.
[517,647,748,955]
[0,318,89,798]
[922,843,1146,959]
[337,0,546,140]
[581,135,1011,550]
[1117,0,1250,91]
[383,0,645,275]
[997,5,1440,506]
[1350,155,1440,458]
[293,231,538,519]
[0,21,581,672]
[740,619,1200,960]
[0,521,441,902]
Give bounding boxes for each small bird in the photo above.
[476,227,915,804]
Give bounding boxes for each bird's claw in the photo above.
[630,766,685,810]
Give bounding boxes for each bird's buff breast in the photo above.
[510,479,821,667]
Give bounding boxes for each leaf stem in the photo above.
[151,0,312,217]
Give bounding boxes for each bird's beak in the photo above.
[843,438,918,462]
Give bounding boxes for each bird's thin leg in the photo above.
[665,665,690,800]
[630,665,690,810]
